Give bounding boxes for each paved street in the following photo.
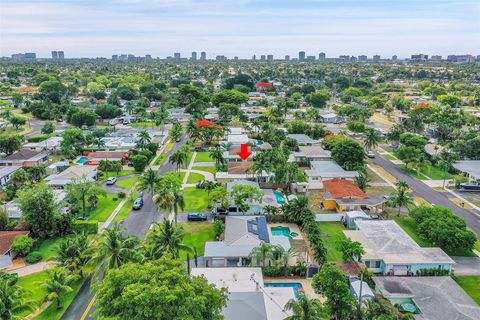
[62,137,186,320]
[372,152,480,236]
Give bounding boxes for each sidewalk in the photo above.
[9,261,53,277]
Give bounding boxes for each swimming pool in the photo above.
[76,156,88,164]
[274,191,285,205]
[271,226,291,237]
[264,282,303,299]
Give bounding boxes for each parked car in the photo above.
[106,177,117,185]
[132,197,144,210]
[367,151,375,158]
[187,212,208,221]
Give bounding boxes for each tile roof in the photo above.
[5,149,44,161]
[0,231,29,255]
[228,162,254,174]
[323,178,367,199]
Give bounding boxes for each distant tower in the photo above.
[58,51,64,59]
[373,55,381,62]
[299,51,306,61]
[318,52,326,61]
[174,52,181,61]
[200,52,206,61]
[267,54,273,62]
[260,55,266,61]
[191,51,197,61]
[392,55,397,61]
[285,55,290,61]
[51,51,58,59]
[112,54,118,61]
[252,54,256,61]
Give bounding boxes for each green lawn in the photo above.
[116,177,138,189]
[422,165,454,180]
[130,122,155,128]
[153,153,167,166]
[394,216,476,257]
[99,170,135,182]
[165,141,175,152]
[88,194,121,221]
[453,276,480,305]
[192,166,217,174]
[186,172,205,184]
[178,222,215,260]
[366,186,395,197]
[15,271,49,317]
[33,237,71,261]
[194,152,214,163]
[114,197,135,222]
[366,168,385,183]
[318,222,347,262]
[383,154,396,161]
[183,188,209,212]
[475,240,480,252]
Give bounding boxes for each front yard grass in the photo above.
[116,177,138,189]
[194,152,214,163]
[153,153,167,166]
[88,194,121,221]
[186,172,205,184]
[318,222,347,262]
[114,197,135,222]
[366,168,385,183]
[178,222,215,260]
[453,276,480,305]
[192,166,217,174]
[183,188,209,212]
[383,154,396,161]
[15,271,49,317]
[366,186,395,197]
[33,236,71,261]
[130,121,155,128]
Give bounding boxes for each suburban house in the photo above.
[344,220,455,275]
[216,162,272,183]
[0,149,49,167]
[321,179,387,214]
[287,134,321,146]
[191,267,295,320]
[318,110,346,124]
[45,165,97,188]
[7,190,67,219]
[223,145,257,163]
[203,216,290,268]
[24,136,63,153]
[452,160,480,181]
[305,160,358,190]
[373,276,480,319]
[0,230,30,270]
[0,166,21,186]
[83,151,128,165]
[214,180,282,216]
[292,145,331,163]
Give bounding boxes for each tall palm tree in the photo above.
[90,223,142,278]
[269,245,299,276]
[135,130,151,150]
[249,242,272,267]
[153,188,185,225]
[146,219,191,259]
[55,233,90,278]
[391,182,414,216]
[209,146,225,165]
[169,150,188,173]
[283,196,309,224]
[284,294,325,320]
[354,171,370,192]
[138,168,158,196]
[363,128,380,152]
[0,277,31,319]
[44,269,74,310]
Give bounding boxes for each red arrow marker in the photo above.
[237,143,252,160]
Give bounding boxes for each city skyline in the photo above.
[1,0,479,58]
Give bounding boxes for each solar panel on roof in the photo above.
[256,217,270,243]
[247,219,259,235]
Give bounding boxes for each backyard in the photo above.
[178,222,215,260]
[318,222,347,262]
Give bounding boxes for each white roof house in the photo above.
[191,267,295,320]
[45,165,97,188]
[293,146,331,162]
[287,134,321,145]
[24,137,63,152]
[305,160,358,189]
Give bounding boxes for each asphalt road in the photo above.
[372,152,480,236]
[62,137,187,320]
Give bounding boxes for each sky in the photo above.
[1,0,479,59]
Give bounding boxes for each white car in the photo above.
[367,151,375,158]
[106,177,117,185]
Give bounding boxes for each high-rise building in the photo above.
[119,54,128,61]
[23,53,36,60]
[145,54,152,61]
[215,55,227,61]
[339,55,350,63]
[51,51,58,59]
[260,55,266,61]
[58,51,64,59]
[392,55,398,61]
[174,52,181,60]
[234,56,239,61]
[285,55,290,61]
[411,54,428,62]
[267,54,273,62]
[200,52,206,61]
[191,51,197,61]
[306,55,315,61]
[447,55,475,63]
[358,55,367,62]
[373,55,381,62]
[299,51,306,61]
[430,55,442,61]
[318,52,326,61]
[112,54,118,61]
[252,54,256,61]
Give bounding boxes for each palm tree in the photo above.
[90,223,142,278]
[55,233,90,278]
[169,150,187,173]
[146,219,191,259]
[391,182,414,216]
[283,196,309,224]
[153,188,185,225]
[354,171,370,192]
[363,128,380,152]
[269,245,299,276]
[284,294,325,320]
[249,242,272,267]
[44,269,74,310]
[138,168,158,196]
[155,109,169,141]
[135,130,151,150]
[94,137,105,150]
[209,146,225,165]
[0,277,31,319]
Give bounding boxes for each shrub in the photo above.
[263,266,283,277]
[26,252,42,264]
[415,267,451,276]
[54,214,73,237]
[72,220,99,234]
[26,134,49,143]
[213,219,224,240]
[118,192,126,199]
[12,235,35,257]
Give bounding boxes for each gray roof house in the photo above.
[305,160,359,189]
[0,149,49,167]
[45,165,97,188]
[287,134,321,146]
[452,161,480,180]
[293,145,331,162]
[24,136,63,153]
[191,267,295,320]
[0,166,21,186]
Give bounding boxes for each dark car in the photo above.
[132,197,144,210]
[187,212,208,221]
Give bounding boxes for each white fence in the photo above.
[315,213,344,222]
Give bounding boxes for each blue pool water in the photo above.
[264,282,303,299]
[274,191,285,204]
[76,156,88,164]
[271,226,291,237]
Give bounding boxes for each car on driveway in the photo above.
[132,197,144,210]
[367,151,375,158]
[106,177,117,185]
[187,212,208,221]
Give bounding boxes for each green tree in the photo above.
[131,154,149,172]
[284,294,325,320]
[43,269,74,310]
[138,168,158,196]
[337,237,365,262]
[0,134,23,156]
[230,184,264,214]
[305,90,331,108]
[11,235,34,257]
[55,233,90,278]
[135,130,152,150]
[170,122,183,142]
[0,206,8,231]
[95,257,227,320]
[65,177,107,219]
[211,89,249,106]
[169,149,188,172]
[438,94,462,108]
[354,171,370,192]
[41,121,55,134]
[153,186,184,225]
[249,242,272,267]
[9,116,26,130]
[60,129,85,159]
[38,80,66,103]
[390,181,414,216]
[146,220,191,259]
[0,276,31,319]
[331,139,365,170]
[363,128,381,151]
[209,146,225,165]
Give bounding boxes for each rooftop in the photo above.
[287,134,320,145]
[323,178,367,199]
[453,161,480,179]
[4,149,47,161]
[0,231,29,255]
[294,145,331,158]
[305,160,358,179]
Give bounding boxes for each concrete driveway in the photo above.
[452,256,480,275]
